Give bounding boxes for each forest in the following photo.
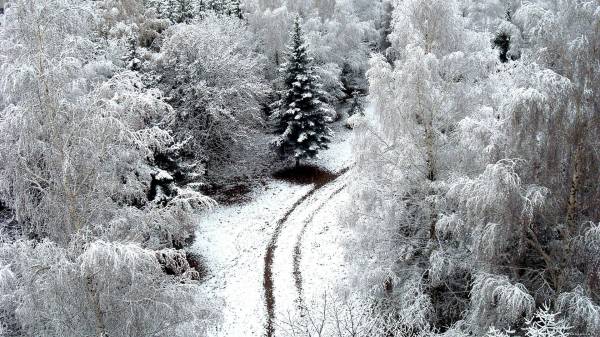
[0,0,598,336]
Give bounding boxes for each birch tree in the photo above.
[0,1,217,335]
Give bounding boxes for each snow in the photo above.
[297,177,354,310]
[344,113,365,129]
[314,123,353,173]
[191,119,356,336]
[154,169,174,181]
[298,132,307,143]
[192,181,313,337]
[269,170,352,328]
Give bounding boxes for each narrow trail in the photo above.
[263,185,320,337]
[263,167,350,337]
[292,183,348,309]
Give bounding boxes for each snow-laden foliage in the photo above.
[246,0,383,92]
[0,0,217,335]
[97,0,170,48]
[304,12,372,72]
[277,292,430,337]
[0,1,209,246]
[344,1,492,329]
[0,263,16,335]
[486,305,572,337]
[556,287,600,335]
[0,0,598,335]
[2,2,137,242]
[247,5,291,76]
[314,62,345,104]
[486,327,515,337]
[344,0,600,335]
[388,0,462,57]
[524,305,571,337]
[447,160,550,261]
[469,273,535,330]
[0,240,216,336]
[146,0,243,23]
[157,14,268,165]
[272,17,332,165]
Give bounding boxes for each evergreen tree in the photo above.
[206,0,225,15]
[226,0,242,19]
[348,91,364,116]
[178,0,196,23]
[196,0,207,18]
[147,0,194,23]
[275,16,332,167]
[169,0,195,23]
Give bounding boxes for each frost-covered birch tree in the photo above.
[345,0,600,335]
[0,1,217,335]
[345,0,486,332]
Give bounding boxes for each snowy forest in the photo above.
[0,0,599,336]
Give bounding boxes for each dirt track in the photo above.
[263,167,349,337]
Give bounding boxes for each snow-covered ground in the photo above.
[270,171,349,327]
[295,179,354,309]
[191,122,355,337]
[317,121,353,173]
[192,181,312,336]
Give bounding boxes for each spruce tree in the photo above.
[178,0,195,23]
[226,0,242,19]
[196,0,207,18]
[275,16,332,167]
[150,0,194,23]
[168,0,194,23]
[206,0,225,15]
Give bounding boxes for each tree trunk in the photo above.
[425,123,436,182]
[85,275,107,337]
[566,142,584,233]
[565,97,587,235]
[425,122,437,240]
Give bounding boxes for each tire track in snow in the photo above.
[263,167,350,337]
[263,186,319,337]
[292,182,348,309]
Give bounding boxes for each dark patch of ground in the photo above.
[186,251,210,282]
[272,164,339,187]
[201,182,255,205]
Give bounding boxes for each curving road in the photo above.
[193,120,356,337]
[263,168,350,337]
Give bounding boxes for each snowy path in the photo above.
[265,168,350,337]
[192,122,354,337]
[193,182,311,336]
[292,182,348,304]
